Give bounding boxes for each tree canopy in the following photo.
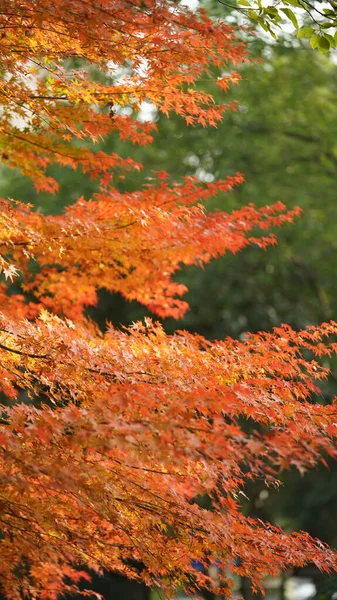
[1,2,337,599]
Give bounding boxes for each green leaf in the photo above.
[248,8,259,19]
[284,0,301,7]
[310,33,320,49]
[237,0,251,6]
[281,7,299,29]
[297,26,314,38]
[264,6,282,21]
[324,33,336,48]
[258,18,270,31]
[320,23,334,29]
[318,35,330,53]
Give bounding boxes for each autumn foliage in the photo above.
[0,1,337,599]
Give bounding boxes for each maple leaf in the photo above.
[2,264,19,282]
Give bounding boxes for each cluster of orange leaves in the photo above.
[0,1,337,599]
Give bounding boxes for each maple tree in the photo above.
[1,1,337,599]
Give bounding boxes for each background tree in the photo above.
[214,0,337,53]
